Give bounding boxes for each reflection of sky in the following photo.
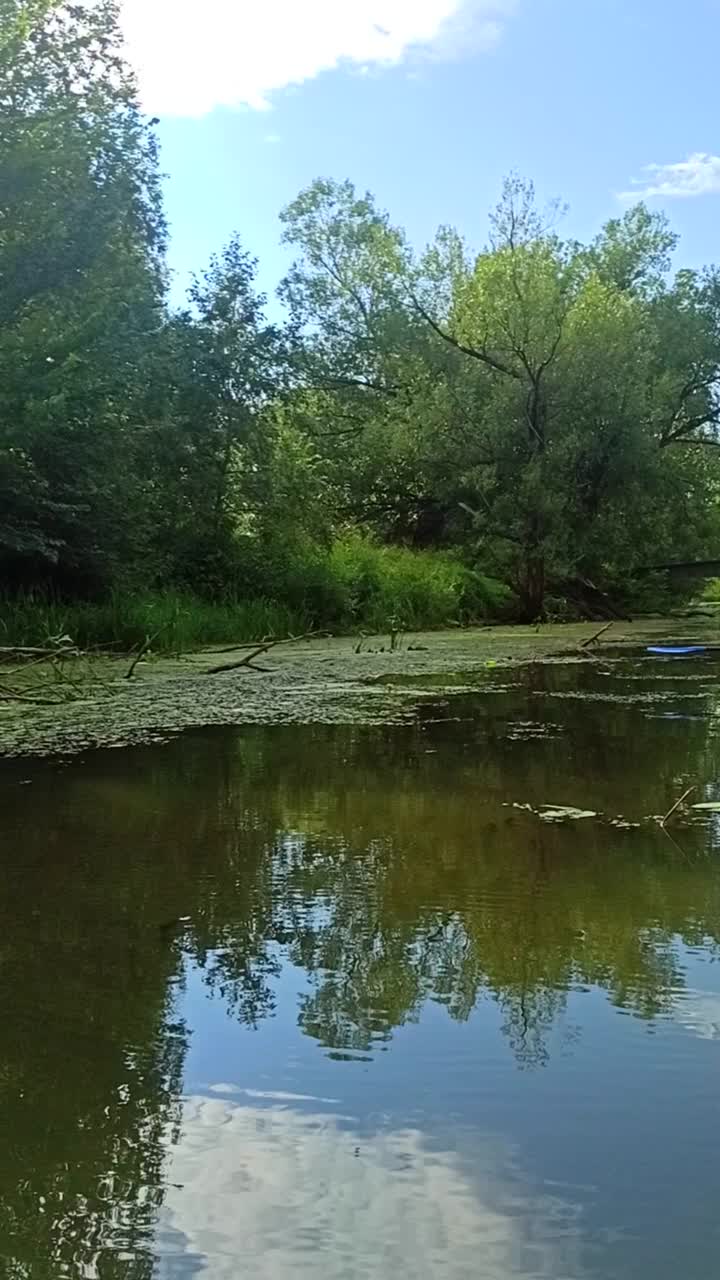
[155,1094,586,1280]
[672,989,720,1040]
[167,940,720,1280]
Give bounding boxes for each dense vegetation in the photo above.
[3,0,720,642]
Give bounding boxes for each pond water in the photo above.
[2,652,720,1278]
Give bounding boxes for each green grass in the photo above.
[0,537,515,654]
[0,593,311,654]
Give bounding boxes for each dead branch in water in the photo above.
[580,622,613,649]
[0,682,66,707]
[205,631,323,675]
[203,638,274,655]
[660,785,696,828]
[125,628,167,679]
[0,645,80,663]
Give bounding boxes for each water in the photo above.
[2,653,720,1278]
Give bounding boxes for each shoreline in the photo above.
[0,618,716,760]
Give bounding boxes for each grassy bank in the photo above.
[0,540,513,653]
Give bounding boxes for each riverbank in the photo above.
[0,618,717,759]
[0,556,513,654]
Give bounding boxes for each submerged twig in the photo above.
[660,785,696,828]
[0,682,64,707]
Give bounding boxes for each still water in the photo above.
[2,653,720,1278]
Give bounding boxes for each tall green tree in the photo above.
[279,178,443,539]
[148,238,284,592]
[281,176,720,615]
[416,186,720,611]
[0,0,165,591]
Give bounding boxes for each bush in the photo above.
[326,536,511,629]
[0,536,516,653]
[700,578,720,603]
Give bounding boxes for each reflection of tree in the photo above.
[196,692,720,1069]
[2,669,720,1267]
[0,868,188,1277]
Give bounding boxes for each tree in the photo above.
[280,174,720,616]
[0,0,165,592]
[148,239,283,592]
[279,178,449,541]
[411,182,720,613]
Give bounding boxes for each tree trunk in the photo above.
[521,549,545,621]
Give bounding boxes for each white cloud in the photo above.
[155,1095,586,1279]
[119,0,514,117]
[619,152,720,201]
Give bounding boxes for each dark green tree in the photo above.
[0,0,165,592]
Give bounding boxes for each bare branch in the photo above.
[205,631,324,675]
[411,295,522,381]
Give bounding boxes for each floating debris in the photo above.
[508,802,597,822]
[538,805,597,823]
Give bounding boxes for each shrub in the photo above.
[0,536,516,653]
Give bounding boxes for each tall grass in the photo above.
[0,594,310,653]
[325,536,511,629]
[0,537,514,653]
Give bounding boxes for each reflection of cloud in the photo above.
[673,990,720,1040]
[156,1097,585,1278]
[207,1083,340,1103]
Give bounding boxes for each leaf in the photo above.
[691,802,720,811]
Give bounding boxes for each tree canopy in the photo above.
[2,2,720,619]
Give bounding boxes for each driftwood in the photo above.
[206,631,322,675]
[580,622,613,649]
[125,628,167,679]
[0,643,111,706]
[0,682,64,707]
[0,645,79,662]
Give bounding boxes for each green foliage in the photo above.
[0,541,512,652]
[0,591,310,653]
[0,0,165,590]
[3,8,720,627]
[325,536,511,628]
[285,176,720,616]
[700,578,720,603]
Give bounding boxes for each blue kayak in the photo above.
[646,645,707,655]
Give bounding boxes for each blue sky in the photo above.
[119,0,720,307]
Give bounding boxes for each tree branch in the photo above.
[411,295,523,381]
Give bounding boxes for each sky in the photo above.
[118,0,720,307]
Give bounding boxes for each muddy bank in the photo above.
[0,619,716,758]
